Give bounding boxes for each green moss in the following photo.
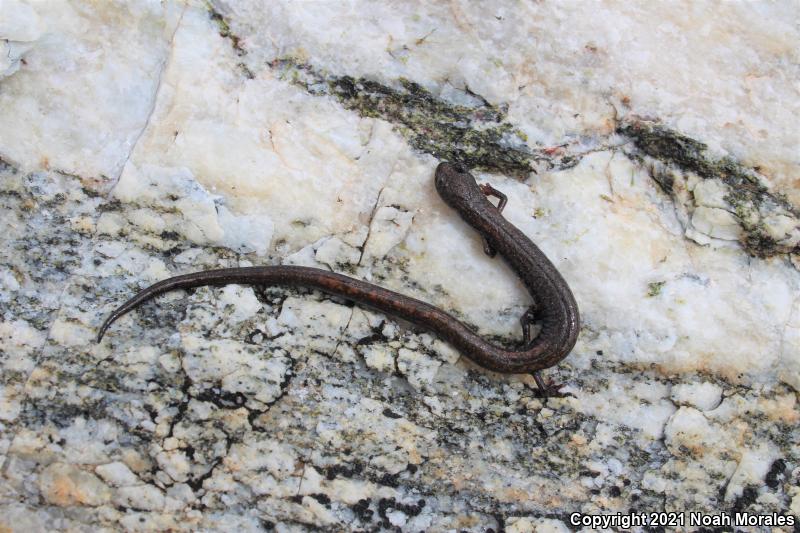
[274,58,535,177]
[646,281,666,297]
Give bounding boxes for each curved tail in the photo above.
[97,266,457,344]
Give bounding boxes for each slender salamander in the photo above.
[98,163,580,383]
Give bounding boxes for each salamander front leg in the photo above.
[479,183,507,213]
[479,183,507,257]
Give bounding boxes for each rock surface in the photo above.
[0,1,798,531]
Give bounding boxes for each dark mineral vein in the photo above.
[271,58,537,177]
[619,118,799,258]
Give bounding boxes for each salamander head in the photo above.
[435,162,480,204]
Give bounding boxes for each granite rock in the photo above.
[0,1,798,531]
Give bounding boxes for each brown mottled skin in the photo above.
[98,162,580,375]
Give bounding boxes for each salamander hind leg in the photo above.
[521,305,561,398]
[531,371,573,399]
[520,305,538,344]
[532,372,549,395]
